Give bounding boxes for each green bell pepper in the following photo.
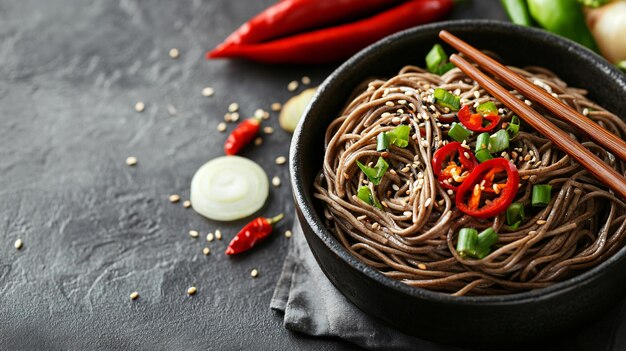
[527,0,598,52]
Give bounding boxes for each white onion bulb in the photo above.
[190,156,268,221]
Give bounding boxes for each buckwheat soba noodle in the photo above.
[313,57,626,296]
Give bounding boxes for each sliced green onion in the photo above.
[501,0,533,26]
[377,132,389,151]
[476,101,498,114]
[475,132,490,152]
[456,228,478,258]
[356,157,389,186]
[437,62,456,75]
[388,124,410,148]
[477,228,499,249]
[488,129,510,153]
[426,44,455,75]
[357,186,382,209]
[426,44,447,73]
[506,115,521,138]
[532,184,552,207]
[475,148,494,163]
[448,122,472,142]
[434,88,461,111]
[506,202,525,229]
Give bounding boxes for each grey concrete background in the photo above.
[4,1,617,350]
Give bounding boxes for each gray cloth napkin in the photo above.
[270,215,467,351]
[270,215,626,351]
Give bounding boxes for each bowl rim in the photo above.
[290,19,626,305]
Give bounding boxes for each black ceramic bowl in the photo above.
[289,20,626,348]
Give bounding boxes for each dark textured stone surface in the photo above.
[0,1,509,350]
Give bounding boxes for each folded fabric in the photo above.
[270,215,626,351]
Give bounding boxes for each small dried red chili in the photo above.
[207,0,453,64]
[432,142,478,190]
[224,117,261,156]
[225,214,284,255]
[455,158,520,218]
[457,105,501,132]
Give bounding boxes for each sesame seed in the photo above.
[463,152,470,159]
[524,154,531,161]
[169,48,179,58]
[125,156,138,166]
[582,108,589,116]
[189,230,199,238]
[372,222,380,230]
[130,292,139,300]
[287,81,299,91]
[215,229,222,240]
[166,104,177,116]
[301,76,311,85]
[251,269,259,278]
[187,287,197,295]
[230,112,240,122]
[398,99,407,104]
[217,122,227,132]
[385,101,394,107]
[447,189,453,195]
[272,176,281,187]
[473,91,481,98]
[254,137,263,146]
[271,102,282,111]
[392,184,400,191]
[206,233,214,242]
[391,117,401,124]
[224,113,232,122]
[424,198,432,207]
[203,247,210,256]
[253,109,264,119]
[134,101,145,112]
[228,102,239,112]
[528,231,538,235]
[381,112,391,118]
[202,87,214,97]
[524,100,532,106]
[14,239,23,250]
[284,230,292,238]
[263,126,274,134]
[396,109,404,114]
[357,215,367,221]
[536,220,547,225]
[401,167,410,173]
[275,156,287,165]
[169,194,181,203]
[418,263,427,270]
[183,200,191,208]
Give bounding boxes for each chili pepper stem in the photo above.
[267,213,284,225]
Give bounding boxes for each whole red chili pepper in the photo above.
[207,0,453,64]
[225,214,284,255]
[224,117,261,155]
[215,0,403,51]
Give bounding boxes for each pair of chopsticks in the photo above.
[439,30,626,199]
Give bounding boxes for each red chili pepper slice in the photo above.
[207,0,453,64]
[455,158,520,218]
[214,0,403,50]
[224,117,261,156]
[225,214,284,255]
[432,142,478,190]
[457,105,501,132]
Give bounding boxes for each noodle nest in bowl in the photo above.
[314,64,626,296]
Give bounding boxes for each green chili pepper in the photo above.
[501,0,534,26]
[527,0,598,52]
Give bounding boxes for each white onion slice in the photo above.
[190,156,268,221]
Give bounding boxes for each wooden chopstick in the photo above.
[439,30,626,163]
[448,53,626,199]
